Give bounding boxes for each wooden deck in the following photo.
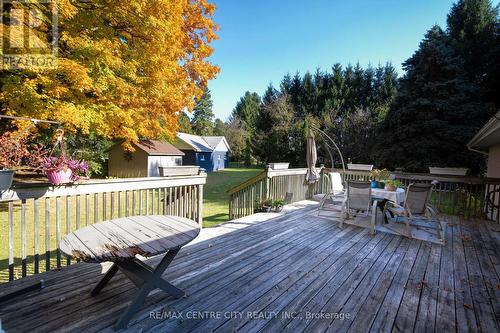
[1,200,500,333]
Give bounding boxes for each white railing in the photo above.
[0,174,206,283]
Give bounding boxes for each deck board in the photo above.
[0,200,499,333]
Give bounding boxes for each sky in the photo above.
[205,0,499,120]
[206,0,494,121]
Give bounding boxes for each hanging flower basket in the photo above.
[45,169,73,185]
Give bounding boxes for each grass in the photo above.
[0,167,262,282]
[202,167,264,228]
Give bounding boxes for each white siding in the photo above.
[213,139,229,152]
[148,156,183,177]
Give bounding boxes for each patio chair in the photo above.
[339,181,378,235]
[383,183,445,244]
[318,172,345,213]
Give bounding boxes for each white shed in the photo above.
[108,140,185,178]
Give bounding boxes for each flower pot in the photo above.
[385,184,396,191]
[370,180,378,188]
[46,169,72,185]
[377,181,385,189]
[262,206,272,213]
[0,169,14,191]
[275,206,283,213]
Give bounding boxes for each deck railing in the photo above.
[228,168,326,219]
[228,167,500,222]
[0,174,206,283]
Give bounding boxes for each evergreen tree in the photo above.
[327,63,345,112]
[375,26,494,172]
[289,72,303,118]
[447,0,499,106]
[191,87,214,136]
[280,74,292,95]
[177,112,193,133]
[301,72,316,117]
[232,91,261,132]
[213,118,226,136]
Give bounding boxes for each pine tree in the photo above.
[447,0,499,106]
[375,26,493,172]
[280,74,292,95]
[301,72,316,117]
[191,87,215,136]
[177,112,193,134]
[232,91,261,132]
[289,72,303,118]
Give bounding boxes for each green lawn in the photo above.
[203,167,263,227]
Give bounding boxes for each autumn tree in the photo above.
[0,0,219,149]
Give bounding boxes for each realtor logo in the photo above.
[0,0,58,69]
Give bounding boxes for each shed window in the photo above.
[199,155,206,161]
[174,157,182,166]
[218,155,221,160]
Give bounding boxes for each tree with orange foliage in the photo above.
[0,0,219,149]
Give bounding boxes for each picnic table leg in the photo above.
[114,248,184,329]
[90,263,118,296]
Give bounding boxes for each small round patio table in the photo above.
[60,215,200,329]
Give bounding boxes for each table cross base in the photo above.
[90,248,184,329]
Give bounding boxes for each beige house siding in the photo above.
[487,143,500,178]
[108,146,149,178]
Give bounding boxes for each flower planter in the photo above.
[429,167,468,176]
[347,164,373,171]
[269,163,289,170]
[275,206,284,213]
[0,169,14,191]
[370,180,378,188]
[46,169,73,185]
[377,181,385,189]
[159,166,200,177]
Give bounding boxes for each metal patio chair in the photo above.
[339,180,378,234]
[383,182,445,244]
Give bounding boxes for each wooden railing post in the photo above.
[197,184,204,227]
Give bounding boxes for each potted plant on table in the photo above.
[273,199,285,212]
[370,169,390,189]
[384,179,403,191]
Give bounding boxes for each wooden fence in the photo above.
[0,174,206,283]
[228,167,500,222]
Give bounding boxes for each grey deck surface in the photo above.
[1,201,500,332]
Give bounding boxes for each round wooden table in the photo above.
[59,215,200,329]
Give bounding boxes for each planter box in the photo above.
[347,164,373,171]
[0,169,14,191]
[159,166,200,177]
[429,167,468,176]
[269,163,289,170]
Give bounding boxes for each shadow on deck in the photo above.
[0,200,500,333]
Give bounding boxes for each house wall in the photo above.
[211,139,230,171]
[197,152,213,171]
[487,143,500,178]
[108,146,148,178]
[181,150,197,165]
[211,150,228,171]
[147,156,183,177]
